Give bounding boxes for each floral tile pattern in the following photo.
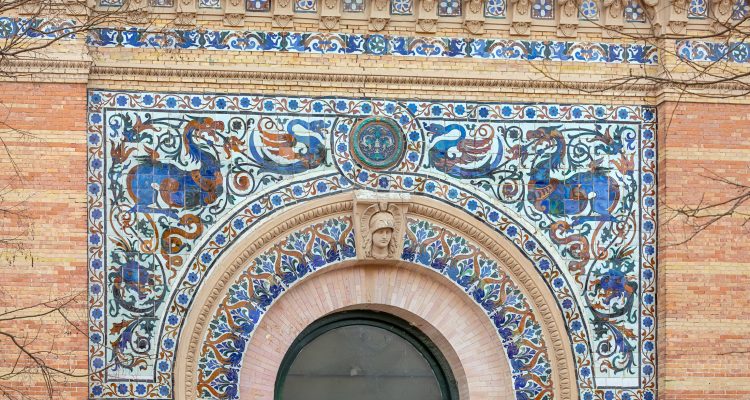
[88,90,657,400]
[624,0,645,22]
[438,0,462,16]
[688,0,708,18]
[199,0,221,9]
[485,0,507,17]
[197,216,554,399]
[150,0,174,7]
[579,0,599,20]
[86,29,659,64]
[733,0,749,19]
[532,0,555,19]
[390,0,413,14]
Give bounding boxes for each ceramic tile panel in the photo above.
[88,90,657,400]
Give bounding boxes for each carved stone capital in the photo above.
[320,0,341,29]
[320,15,340,30]
[416,18,438,32]
[223,12,245,26]
[174,12,196,26]
[557,23,578,37]
[510,0,532,35]
[273,13,293,27]
[601,0,624,36]
[273,0,294,28]
[464,19,485,34]
[66,1,90,16]
[711,0,734,33]
[127,10,151,24]
[468,0,483,13]
[463,0,486,34]
[416,0,439,33]
[557,0,579,37]
[511,20,531,35]
[369,16,389,31]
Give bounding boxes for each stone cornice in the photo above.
[89,64,659,94]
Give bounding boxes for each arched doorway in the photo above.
[275,310,458,400]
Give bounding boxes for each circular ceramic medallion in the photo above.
[349,117,406,170]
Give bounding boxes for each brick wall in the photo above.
[1,83,749,399]
[0,82,89,399]
[657,101,750,399]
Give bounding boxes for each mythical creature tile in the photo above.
[677,40,750,64]
[88,91,657,400]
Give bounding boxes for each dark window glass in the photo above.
[275,312,457,400]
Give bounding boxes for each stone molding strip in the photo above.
[89,64,659,94]
[176,193,576,400]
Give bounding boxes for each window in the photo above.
[275,311,458,400]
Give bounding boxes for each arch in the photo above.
[273,310,459,400]
[174,194,577,400]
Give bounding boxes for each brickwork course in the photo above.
[1,5,749,400]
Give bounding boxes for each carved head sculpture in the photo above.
[362,202,400,259]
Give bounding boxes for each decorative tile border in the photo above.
[3,16,749,67]
[677,40,750,64]
[0,17,77,39]
[87,91,657,400]
[86,28,659,64]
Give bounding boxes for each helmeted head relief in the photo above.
[369,211,395,231]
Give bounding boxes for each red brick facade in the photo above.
[0,83,89,398]
[657,102,750,399]
[1,88,749,399]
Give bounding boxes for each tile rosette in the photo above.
[348,116,407,171]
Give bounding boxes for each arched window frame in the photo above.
[274,310,459,400]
